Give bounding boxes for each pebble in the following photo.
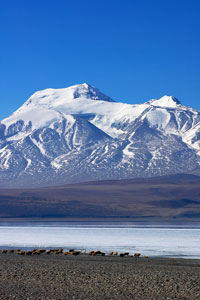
[0,253,199,299]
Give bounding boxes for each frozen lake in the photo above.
[0,223,199,258]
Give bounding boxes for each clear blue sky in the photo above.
[1,0,200,119]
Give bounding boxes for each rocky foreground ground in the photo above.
[0,252,200,300]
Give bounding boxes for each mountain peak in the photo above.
[19,83,115,111]
[1,84,200,188]
[72,83,115,102]
[149,95,181,108]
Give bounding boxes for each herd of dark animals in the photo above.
[1,249,146,257]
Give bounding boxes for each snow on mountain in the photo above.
[15,83,114,112]
[0,83,200,187]
[149,96,181,108]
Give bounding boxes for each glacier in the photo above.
[0,83,200,187]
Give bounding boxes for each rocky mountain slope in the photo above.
[0,83,200,187]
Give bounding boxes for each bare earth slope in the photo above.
[0,174,200,220]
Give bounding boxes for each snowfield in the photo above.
[0,83,200,187]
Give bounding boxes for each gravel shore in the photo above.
[0,252,200,300]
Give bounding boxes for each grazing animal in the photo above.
[63,252,68,255]
[88,251,95,255]
[2,250,7,254]
[119,252,129,257]
[69,250,81,255]
[17,251,25,255]
[32,250,41,255]
[93,251,105,256]
[52,249,59,253]
[9,250,14,253]
[55,249,63,254]
[93,250,101,256]
[134,253,141,257]
[46,250,51,254]
[109,251,113,255]
[113,251,118,256]
[144,256,149,258]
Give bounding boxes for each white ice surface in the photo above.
[2,97,149,139]
[146,108,171,129]
[3,108,61,132]
[0,224,200,258]
[149,96,180,108]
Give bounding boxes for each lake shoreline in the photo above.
[1,217,200,225]
[0,223,200,258]
[0,253,199,299]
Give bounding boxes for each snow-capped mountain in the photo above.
[0,83,200,187]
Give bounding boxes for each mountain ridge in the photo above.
[0,174,200,220]
[0,83,200,188]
